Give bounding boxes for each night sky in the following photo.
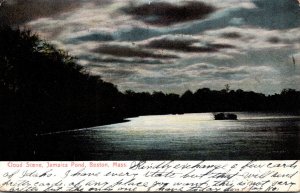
[1,0,300,94]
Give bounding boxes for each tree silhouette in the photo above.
[225,84,230,93]
[0,26,123,136]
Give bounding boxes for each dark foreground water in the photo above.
[30,112,300,160]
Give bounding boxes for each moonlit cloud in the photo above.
[6,0,300,94]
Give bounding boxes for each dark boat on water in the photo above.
[214,113,237,120]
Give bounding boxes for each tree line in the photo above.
[122,88,300,116]
[1,26,299,136]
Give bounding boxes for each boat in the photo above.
[214,113,237,120]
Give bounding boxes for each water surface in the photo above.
[36,112,300,160]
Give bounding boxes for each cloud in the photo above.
[167,63,250,79]
[145,36,234,53]
[146,38,215,52]
[65,32,113,44]
[267,37,281,44]
[201,27,300,51]
[221,32,242,39]
[88,66,137,84]
[123,1,215,26]
[114,27,161,42]
[80,55,165,65]
[161,0,300,37]
[93,45,178,59]
[0,0,81,26]
[14,0,300,94]
[208,43,235,49]
[100,68,136,79]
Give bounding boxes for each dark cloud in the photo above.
[79,55,165,65]
[208,43,235,49]
[221,32,242,39]
[0,0,81,26]
[146,38,234,52]
[123,1,215,26]
[65,33,114,44]
[146,38,215,52]
[267,37,281,44]
[93,45,178,59]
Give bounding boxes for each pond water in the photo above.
[36,112,300,160]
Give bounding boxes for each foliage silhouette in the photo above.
[0,26,123,137]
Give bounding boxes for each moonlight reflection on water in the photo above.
[37,112,300,160]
